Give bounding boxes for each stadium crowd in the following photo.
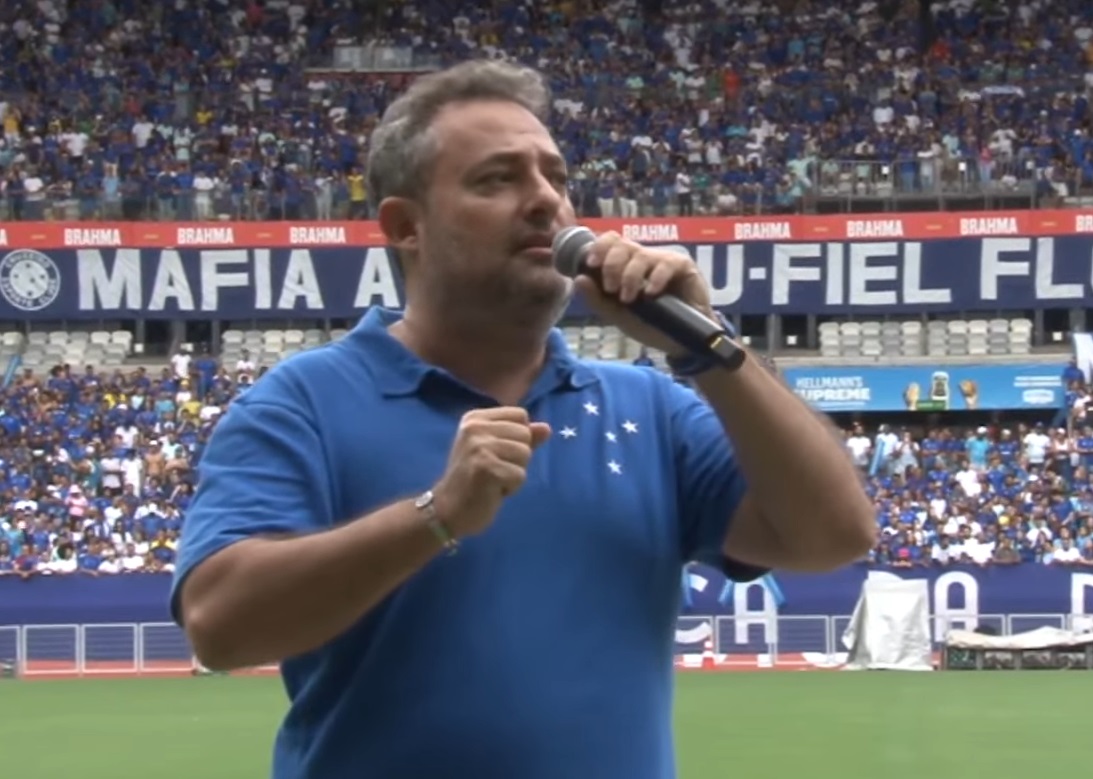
[0,350,261,578]
[1,0,1093,221]
[0,351,1086,576]
[854,364,1093,568]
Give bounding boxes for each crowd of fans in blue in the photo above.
[0,355,263,577]
[1,0,1092,221]
[0,352,1087,576]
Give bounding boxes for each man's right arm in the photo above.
[171,397,447,672]
[178,498,443,672]
[173,394,545,672]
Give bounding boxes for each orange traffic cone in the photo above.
[701,638,716,670]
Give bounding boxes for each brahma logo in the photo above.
[0,249,61,311]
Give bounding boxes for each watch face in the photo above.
[415,490,433,509]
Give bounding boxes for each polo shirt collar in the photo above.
[346,308,598,399]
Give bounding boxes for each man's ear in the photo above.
[377,197,421,256]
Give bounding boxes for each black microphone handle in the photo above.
[575,259,728,356]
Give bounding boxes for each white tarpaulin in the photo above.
[946,627,1093,650]
[841,575,933,671]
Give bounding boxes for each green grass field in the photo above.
[2,672,1088,777]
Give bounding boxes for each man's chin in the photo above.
[507,274,572,325]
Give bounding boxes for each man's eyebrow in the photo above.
[469,150,567,170]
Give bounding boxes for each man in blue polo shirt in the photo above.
[171,60,873,779]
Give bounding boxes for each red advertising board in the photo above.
[0,209,1092,249]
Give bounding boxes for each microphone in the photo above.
[553,226,746,371]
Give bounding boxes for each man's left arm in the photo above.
[575,230,876,573]
[688,353,876,573]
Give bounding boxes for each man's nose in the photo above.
[523,171,565,226]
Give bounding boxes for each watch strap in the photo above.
[415,490,459,556]
[665,312,741,377]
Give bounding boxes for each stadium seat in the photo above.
[222,330,245,347]
[283,330,305,347]
[818,322,841,358]
[1009,319,1033,354]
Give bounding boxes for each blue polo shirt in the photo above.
[171,307,753,779]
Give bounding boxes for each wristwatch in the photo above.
[415,490,459,556]
[665,311,745,377]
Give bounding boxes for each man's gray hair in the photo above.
[366,59,552,210]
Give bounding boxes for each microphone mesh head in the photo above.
[552,226,595,278]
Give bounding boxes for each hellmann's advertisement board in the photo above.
[781,363,1068,413]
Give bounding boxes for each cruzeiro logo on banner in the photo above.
[676,565,787,646]
[0,249,61,311]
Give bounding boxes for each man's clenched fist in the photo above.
[432,407,551,538]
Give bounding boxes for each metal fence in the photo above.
[815,156,1040,199]
[0,153,1078,224]
[0,189,367,224]
[0,613,1084,676]
[326,44,443,73]
[0,622,278,677]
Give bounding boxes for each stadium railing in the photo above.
[1,154,1069,223]
[0,614,1082,676]
[327,43,443,73]
[816,156,1037,199]
[0,622,279,678]
[3,354,21,388]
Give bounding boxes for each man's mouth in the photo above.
[513,235,555,263]
[513,233,555,253]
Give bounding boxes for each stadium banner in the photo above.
[783,362,1068,412]
[4,566,1093,663]
[4,563,1093,628]
[0,209,1092,318]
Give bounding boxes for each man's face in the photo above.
[397,99,577,325]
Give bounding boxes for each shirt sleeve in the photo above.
[666,379,767,582]
[169,397,335,624]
